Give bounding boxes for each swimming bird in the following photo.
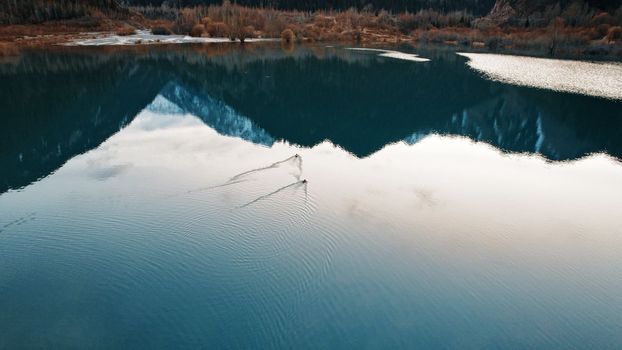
[229,154,302,182]
[235,180,305,209]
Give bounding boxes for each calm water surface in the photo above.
[1,44,622,349]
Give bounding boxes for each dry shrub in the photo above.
[281,28,295,43]
[206,5,223,22]
[581,27,600,40]
[335,8,363,31]
[132,4,178,20]
[338,29,361,42]
[264,14,287,36]
[151,26,172,35]
[585,41,612,55]
[356,11,377,29]
[597,23,611,37]
[175,7,206,34]
[397,13,417,34]
[318,30,341,42]
[116,26,136,36]
[190,23,205,37]
[375,10,395,29]
[244,10,266,32]
[419,28,455,43]
[236,25,255,42]
[285,23,304,39]
[243,25,255,37]
[473,18,498,31]
[206,21,230,37]
[592,12,613,24]
[181,7,203,25]
[304,24,321,41]
[313,14,335,29]
[607,26,622,42]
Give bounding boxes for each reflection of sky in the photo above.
[6,107,622,293]
[9,107,622,247]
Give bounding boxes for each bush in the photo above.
[206,21,230,37]
[486,36,502,50]
[190,23,205,37]
[264,15,287,36]
[597,23,611,37]
[376,10,395,29]
[592,12,613,25]
[397,13,417,34]
[238,25,255,42]
[116,26,136,36]
[304,24,321,41]
[151,26,172,35]
[173,7,206,34]
[606,26,622,42]
[281,28,295,43]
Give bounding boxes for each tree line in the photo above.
[122,0,497,15]
[0,0,125,24]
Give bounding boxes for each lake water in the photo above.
[1,44,622,349]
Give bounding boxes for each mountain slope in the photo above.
[484,0,621,25]
[0,0,127,24]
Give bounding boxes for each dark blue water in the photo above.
[1,44,622,349]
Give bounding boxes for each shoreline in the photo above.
[2,1,621,60]
[1,21,621,61]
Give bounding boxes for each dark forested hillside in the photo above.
[122,0,621,14]
[3,0,620,25]
[499,0,622,14]
[482,0,622,26]
[124,0,497,15]
[0,0,127,24]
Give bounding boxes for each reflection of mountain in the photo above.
[150,82,274,146]
[1,46,621,193]
[0,51,167,194]
[167,50,621,160]
[405,88,621,160]
[189,54,492,157]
